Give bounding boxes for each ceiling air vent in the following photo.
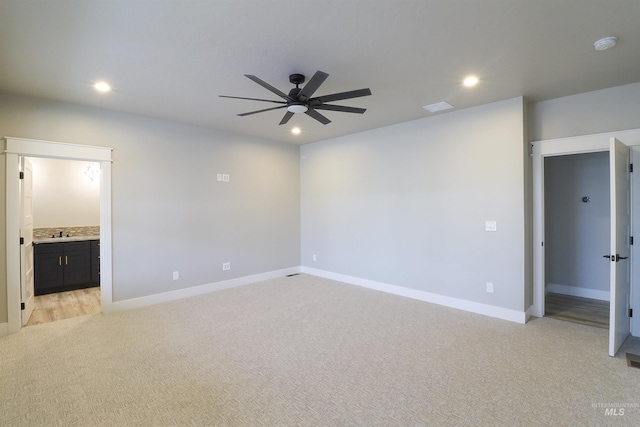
[423,101,454,113]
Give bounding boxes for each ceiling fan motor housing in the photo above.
[289,73,305,86]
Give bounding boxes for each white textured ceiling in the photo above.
[1,0,639,145]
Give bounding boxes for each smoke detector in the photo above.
[594,36,617,51]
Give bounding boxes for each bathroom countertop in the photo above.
[33,235,100,244]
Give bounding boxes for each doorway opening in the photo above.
[25,157,102,326]
[533,135,633,357]
[544,152,610,329]
[5,136,113,336]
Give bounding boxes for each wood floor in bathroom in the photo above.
[26,287,101,326]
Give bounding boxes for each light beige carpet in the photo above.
[1,274,639,426]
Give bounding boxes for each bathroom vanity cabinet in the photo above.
[34,239,100,295]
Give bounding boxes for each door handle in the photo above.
[606,254,630,261]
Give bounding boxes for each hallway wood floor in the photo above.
[26,286,101,326]
[545,292,609,329]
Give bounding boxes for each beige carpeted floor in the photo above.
[2,274,640,426]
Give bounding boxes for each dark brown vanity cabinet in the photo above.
[91,240,100,283]
[34,240,99,295]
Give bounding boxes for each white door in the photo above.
[20,157,35,325]
[609,138,631,356]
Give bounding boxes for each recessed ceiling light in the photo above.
[423,101,454,113]
[93,81,111,93]
[594,36,617,51]
[291,127,301,135]
[463,76,479,87]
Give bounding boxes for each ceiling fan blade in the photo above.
[313,88,372,103]
[297,70,329,102]
[313,104,366,114]
[244,74,290,100]
[219,95,286,105]
[279,111,294,125]
[238,105,287,117]
[304,109,331,125]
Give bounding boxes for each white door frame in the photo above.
[531,128,640,338]
[4,136,113,335]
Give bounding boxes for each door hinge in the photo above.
[630,308,633,318]
[631,236,634,246]
[19,171,24,179]
[21,302,25,310]
[19,237,24,245]
[631,163,634,173]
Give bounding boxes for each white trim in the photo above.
[532,128,640,155]
[110,267,301,312]
[0,322,8,337]
[4,136,112,161]
[5,152,21,334]
[531,128,640,323]
[301,267,528,324]
[532,154,545,317]
[546,283,610,301]
[4,136,113,334]
[524,305,535,323]
[99,162,113,313]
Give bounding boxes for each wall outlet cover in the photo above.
[485,221,497,232]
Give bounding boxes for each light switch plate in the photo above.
[485,220,497,232]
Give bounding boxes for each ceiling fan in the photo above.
[219,70,372,125]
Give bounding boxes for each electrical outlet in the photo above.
[222,174,230,182]
[173,271,179,280]
[222,262,230,271]
[486,282,494,293]
[485,220,497,232]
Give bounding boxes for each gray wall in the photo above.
[530,82,640,142]
[0,92,300,321]
[301,97,528,312]
[544,152,610,294]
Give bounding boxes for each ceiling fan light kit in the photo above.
[220,70,372,126]
[287,103,308,114]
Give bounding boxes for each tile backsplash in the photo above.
[33,226,100,239]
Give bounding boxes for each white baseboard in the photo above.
[107,267,301,313]
[0,322,8,337]
[546,283,609,301]
[301,267,528,324]
[524,304,536,322]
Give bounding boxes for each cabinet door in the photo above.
[91,240,100,283]
[34,251,64,295]
[64,250,92,285]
